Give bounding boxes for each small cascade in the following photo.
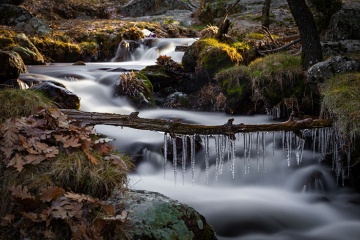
[162,127,351,186]
[112,38,197,63]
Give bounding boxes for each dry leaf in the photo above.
[63,137,82,148]
[44,146,59,158]
[3,119,19,147]
[51,197,83,219]
[39,187,66,203]
[10,185,35,200]
[7,153,25,172]
[24,154,46,165]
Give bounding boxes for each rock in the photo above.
[162,92,191,109]
[30,82,80,110]
[0,4,51,36]
[0,79,29,90]
[322,40,360,55]
[108,190,217,240]
[324,2,360,41]
[121,0,192,17]
[307,56,360,84]
[0,51,27,83]
[12,33,45,65]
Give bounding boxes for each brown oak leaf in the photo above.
[44,146,59,158]
[39,186,66,203]
[24,154,46,165]
[63,137,82,148]
[51,197,83,219]
[3,119,19,147]
[7,153,25,172]
[10,185,35,200]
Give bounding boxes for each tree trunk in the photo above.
[261,0,272,29]
[287,0,322,69]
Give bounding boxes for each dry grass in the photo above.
[0,89,55,123]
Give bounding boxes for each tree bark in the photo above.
[61,109,332,137]
[261,0,272,29]
[287,0,322,69]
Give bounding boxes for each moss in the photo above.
[199,38,243,73]
[249,53,305,112]
[321,72,360,134]
[215,65,252,113]
[0,37,14,49]
[0,89,55,123]
[30,36,82,62]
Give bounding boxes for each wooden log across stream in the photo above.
[61,109,332,137]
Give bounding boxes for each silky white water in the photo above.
[23,39,360,240]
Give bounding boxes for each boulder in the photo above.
[30,82,80,110]
[0,79,29,90]
[108,190,217,240]
[12,33,45,64]
[0,4,51,36]
[121,0,191,17]
[307,56,360,84]
[324,2,360,41]
[0,51,27,83]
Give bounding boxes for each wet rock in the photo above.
[0,51,27,83]
[324,2,360,41]
[307,56,360,84]
[108,190,217,240]
[0,4,51,36]
[30,82,80,110]
[121,0,191,17]
[162,92,191,109]
[0,79,29,90]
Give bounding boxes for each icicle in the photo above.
[256,132,260,172]
[246,133,252,174]
[230,139,236,178]
[262,132,266,172]
[204,135,210,184]
[312,128,317,158]
[272,131,275,156]
[348,136,351,179]
[163,133,167,179]
[215,135,220,181]
[190,135,196,185]
[276,106,281,119]
[172,137,177,185]
[243,133,247,174]
[295,134,305,165]
[181,135,187,185]
[219,135,226,174]
[285,132,290,167]
[282,131,286,151]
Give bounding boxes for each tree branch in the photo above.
[61,109,332,137]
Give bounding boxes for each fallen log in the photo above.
[61,109,332,137]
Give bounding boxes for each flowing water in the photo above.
[23,38,360,240]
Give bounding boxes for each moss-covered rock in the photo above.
[182,38,243,92]
[30,37,82,62]
[320,72,360,190]
[214,65,253,114]
[108,190,217,240]
[249,53,307,117]
[12,33,44,65]
[140,65,172,92]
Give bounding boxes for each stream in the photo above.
[22,38,360,240]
